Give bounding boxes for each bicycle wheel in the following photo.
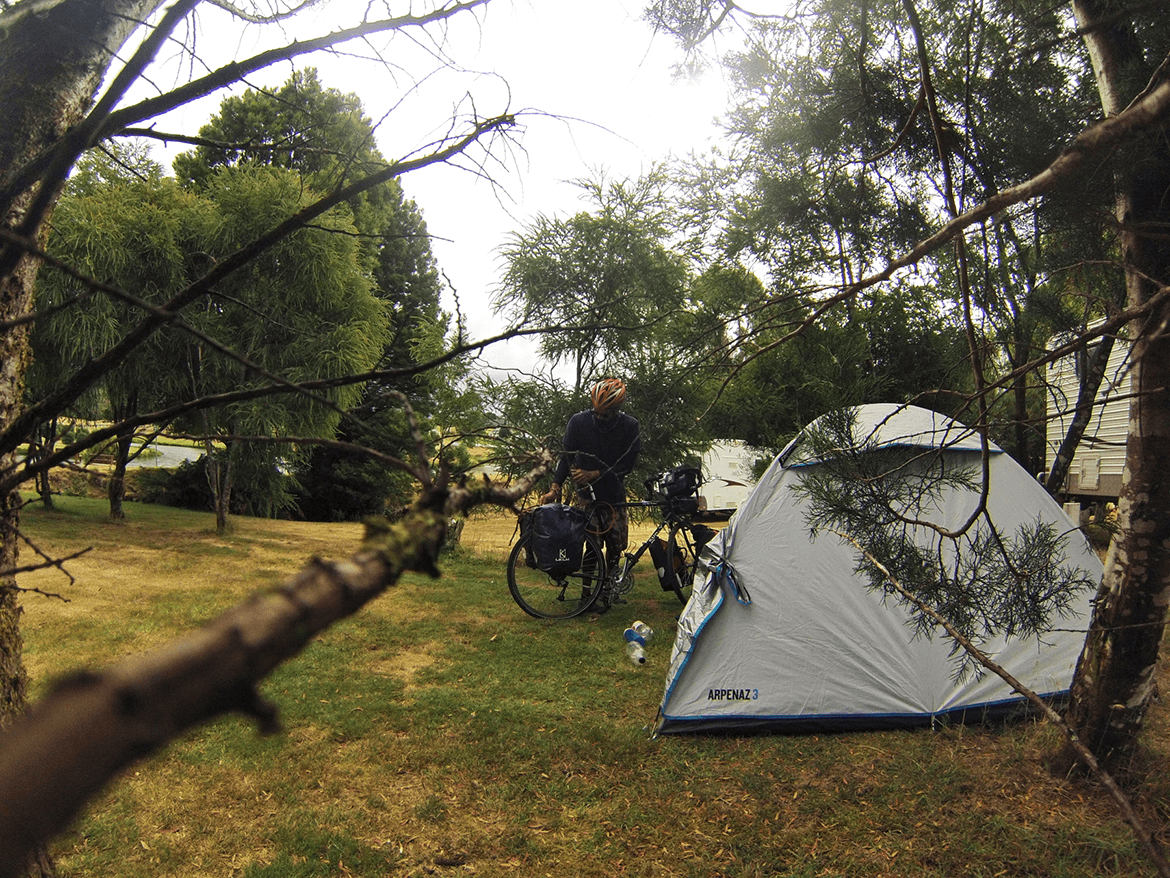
[666,524,702,605]
[506,530,606,619]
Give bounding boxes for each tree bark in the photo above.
[30,420,56,510]
[1060,0,1170,774]
[0,0,169,706]
[207,440,235,534]
[1063,300,1170,773]
[107,387,139,520]
[0,6,167,871]
[107,432,131,520]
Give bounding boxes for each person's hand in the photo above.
[540,484,562,505]
[570,467,600,486]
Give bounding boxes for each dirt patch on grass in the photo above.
[370,646,439,691]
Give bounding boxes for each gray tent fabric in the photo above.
[655,403,1103,735]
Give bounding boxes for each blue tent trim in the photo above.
[656,690,1070,735]
[658,585,725,711]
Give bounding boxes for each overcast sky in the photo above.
[378,1,733,335]
[146,0,737,373]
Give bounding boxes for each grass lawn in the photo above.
[15,495,1170,877]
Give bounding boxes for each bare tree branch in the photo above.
[836,530,1170,878]
[202,0,325,24]
[0,0,493,208]
[0,455,553,878]
[0,111,517,460]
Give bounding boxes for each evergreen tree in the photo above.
[34,149,214,518]
[174,69,452,519]
[667,1,1107,469]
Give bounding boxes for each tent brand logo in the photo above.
[707,688,759,701]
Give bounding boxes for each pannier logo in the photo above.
[707,688,759,701]
[555,549,570,562]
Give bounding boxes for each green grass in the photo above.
[15,497,1170,877]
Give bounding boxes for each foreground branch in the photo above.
[0,457,551,878]
[835,532,1170,878]
[0,111,516,461]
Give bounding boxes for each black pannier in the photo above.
[527,503,589,578]
[649,537,685,592]
[647,465,702,500]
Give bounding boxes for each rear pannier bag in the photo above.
[529,503,589,578]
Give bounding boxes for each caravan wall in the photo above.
[699,441,757,512]
[1045,330,1131,504]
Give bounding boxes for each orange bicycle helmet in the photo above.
[590,378,626,412]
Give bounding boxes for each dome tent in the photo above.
[654,403,1102,735]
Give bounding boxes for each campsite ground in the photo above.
[16,497,1170,877]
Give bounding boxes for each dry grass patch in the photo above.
[369,646,441,692]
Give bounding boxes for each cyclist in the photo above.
[541,378,641,611]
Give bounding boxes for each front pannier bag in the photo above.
[646,466,704,515]
[529,503,589,578]
[649,537,685,592]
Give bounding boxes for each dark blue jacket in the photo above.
[553,409,641,504]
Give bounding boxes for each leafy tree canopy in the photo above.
[491,171,739,495]
[174,68,465,520]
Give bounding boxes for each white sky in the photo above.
[377,1,731,334]
[140,0,735,374]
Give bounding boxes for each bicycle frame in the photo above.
[587,498,703,602]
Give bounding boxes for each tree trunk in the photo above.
[107,432,131,520]
[215,467,233,534]
[1011,334,1032,472]
[206,440,235,535]
[0,6,167,872]
[30,420,57,510]
[1060,0,1170,774]
[1063,299,1170,773]
[107,388,138,520]
[2,0,151,675]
